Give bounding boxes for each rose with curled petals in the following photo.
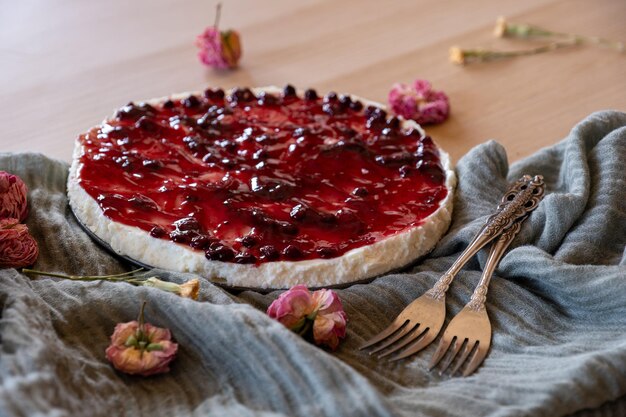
[0,171,29,221]
[388,79,450,125]
[267,284,315,331]
[267,285,347,350]
[311,289,347,350]
[195,4,242,69]
[0,219,39,268]
[105,302,178,376]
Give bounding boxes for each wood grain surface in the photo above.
[1,0,624,164]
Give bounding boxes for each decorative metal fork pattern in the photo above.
[360,174,545,363]
[424,174,544,301]
[429,182,545,376]
[465,219,524,312]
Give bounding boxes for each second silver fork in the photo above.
[428,216,527,376]
[360,174,545,361]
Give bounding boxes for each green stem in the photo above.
[508,23,624,52]
[22,268,147,281]
[467,40,578,63]
[297,318,313,337]
[567,33,624,52]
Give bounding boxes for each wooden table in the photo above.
[1,0,624,164]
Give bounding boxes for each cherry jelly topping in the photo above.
[77,88,448,264]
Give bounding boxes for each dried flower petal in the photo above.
[493,16,508,38]
[0,171,29,221]
[0,218,38,268]
[179,278,200,299]
[388,80,450,125]
[195,4,242,69]
[106,321,178,376]
[267,285,347,350]
[105,303,178,376]
[142,277,201,300]
[220,30,242,68]
[449,46,466,65]
[267,284,315,330]
[311,289,347,350]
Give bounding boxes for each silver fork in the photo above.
[428,217,524,376]
[360,175,545,361]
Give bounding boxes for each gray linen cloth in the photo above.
[0,110,625,417]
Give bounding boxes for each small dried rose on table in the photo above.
[196,3,242,69]
[0,218,38,268]
[388,80,450,125]
[106,301,178,376]
[0,171,29,221]
[267,285,347,350]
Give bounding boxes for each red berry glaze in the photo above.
[76,88,448,264]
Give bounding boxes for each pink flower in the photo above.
[267,285,347,350]
[0,218,38,268]
[311,289,347,351]
[106,303,178,376]
[0,171,29,221]
[267,285,316,330]
[195,5,241,69]
[388,79,450,125]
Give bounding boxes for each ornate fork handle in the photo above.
[466,218,524,311]
[426,175,544,300]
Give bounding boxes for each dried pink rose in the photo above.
[311,289,347,351]
[0,218,39,268]
[267,285,315,330]
[105,303,178,376]
[195,4,242,69]
[267,285,347,350]
[388,79,450,125]
[0,171,29,221]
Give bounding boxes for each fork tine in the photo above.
[462,343,489,376]
[438,337,465,374]
[368,322,418,355]
[451,340,478,376]
[388,327,437,361]
[428,333,454,369]
[377,324,425,359]
[359,319,408,350]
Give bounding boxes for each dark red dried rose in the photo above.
[0,218,38,268]
[0,171,29,221]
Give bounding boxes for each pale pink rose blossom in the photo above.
[388,79,450,125]
[105,315,178,376]
[0,218,39,268]
[267,284,315,330]
[311,289,347,350]
[267,285,347,350]
[0,171,29,221]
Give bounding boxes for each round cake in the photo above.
[68,86,455,288]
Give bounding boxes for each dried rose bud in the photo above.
[195,4,242,69]
[388,80,450,125]
[0,218,38,268]
[105,303,178,376]
[267,285,347,350]
[0,171,29,221]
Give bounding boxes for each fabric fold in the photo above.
[1,110,625,417]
